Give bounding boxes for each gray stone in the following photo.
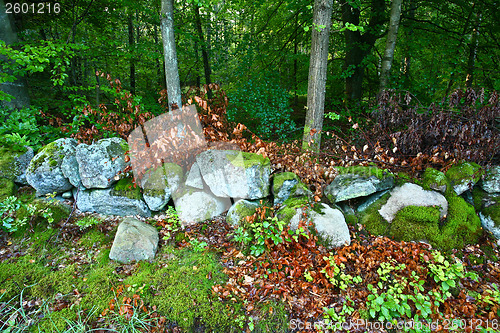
[141,163,183,211]
[174,188,231,225]
[61,153,81,188]
[196,150,270,199]
[226,199,260,226]
[75,187,151,217]
[378,183,448,223]
[289,203,350,248]
[324,173,394,203]
[481,166,500,194]
[13,147,34,185]
[272,172,312,205]
[26,138,77,196]
[357,190,390,213]
[109,217,159,264]
[185,162,204,189]
[61,191,72,199]
[76,138,130,189]
[479,213,500,240]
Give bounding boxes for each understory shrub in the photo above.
[228,74,296,140]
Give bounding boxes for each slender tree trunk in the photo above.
[378,0,402,96]
[465,14,481,88]
[0,0,30,109]
[128,14,136,94]
[194,3,212,99]
[342,0,386,106]
[302,0,333,152]
[153,23,164,90]
[160,0,182,110]
[402,0,415,88]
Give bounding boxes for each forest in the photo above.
[1,0,500,332]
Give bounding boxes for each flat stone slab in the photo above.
[325,173,394,203]
[109,217,159,264]
[378,183,448,223]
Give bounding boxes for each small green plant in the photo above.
[189,238,208,253]
[324,112,341,121]
[0,196,35,232]
[233,214,287,257]
[161,206,181,241]
[321,255,362,290]
[75,216,101,230]
[322,295,355,328]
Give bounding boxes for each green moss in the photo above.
[35,307,77,333]
[28,141,60,173]
[0,146,17,179]
[0,177,15,201]
[78,228,110,248]
[335,166,391,180]
[32,198,71,224]
[473,188,500,227]
[359,193,391,236]
[253,300,289,332]
[483,197,500,228]
[277,197,310,223]
[0,255,51,300]
[273,172,299,193]
[438,195,482,250]
[445,162,483,186]
[227,151,270,169]
[421,168,449,192]
[123,246,242,331]
[389,206,441,242]
[111,177,142,200]
[344,213,359,226]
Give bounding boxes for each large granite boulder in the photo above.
[109,217,159,264]
[481,166,500,194]
[75,178,151,217]
[445,162,483,195]
[285,202,351,248]
[196,150,271,200]
[324,166,394,203]
[76,138,130,189]
[141,163,183,211]
[26,138,77,196]
[174,188,231,225]
[226,199,261,226]
[378,183,448,223]
[272,172,311,205]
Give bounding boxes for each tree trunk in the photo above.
[0,0,30,109]
[160,0,182,111]
[342,0,386,105]
[378,0,402,96]
[465,14,481,88]
[301,0,333,152]
[402,0,415,88]
[194,3,212,99]
[128,14,136,94]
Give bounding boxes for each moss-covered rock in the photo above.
[446,162,483,195]
[481,166,500,194]
[472,187,500,239]
[272,172,311,205]
[421,168,449,193]
[226,199,261,226]
[26,138,77,196]
[111,177,142,200]
[324,166,394,203]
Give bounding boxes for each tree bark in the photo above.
[194,3,212,99]
[342,0,386,105]
[378,0,402,96]
[160,0,182,111]
[128,14,136,94]
[301,0,333,152]
[0,0,30,109]
[465,14,481,88]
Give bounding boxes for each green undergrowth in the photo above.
[0,219,257,332]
